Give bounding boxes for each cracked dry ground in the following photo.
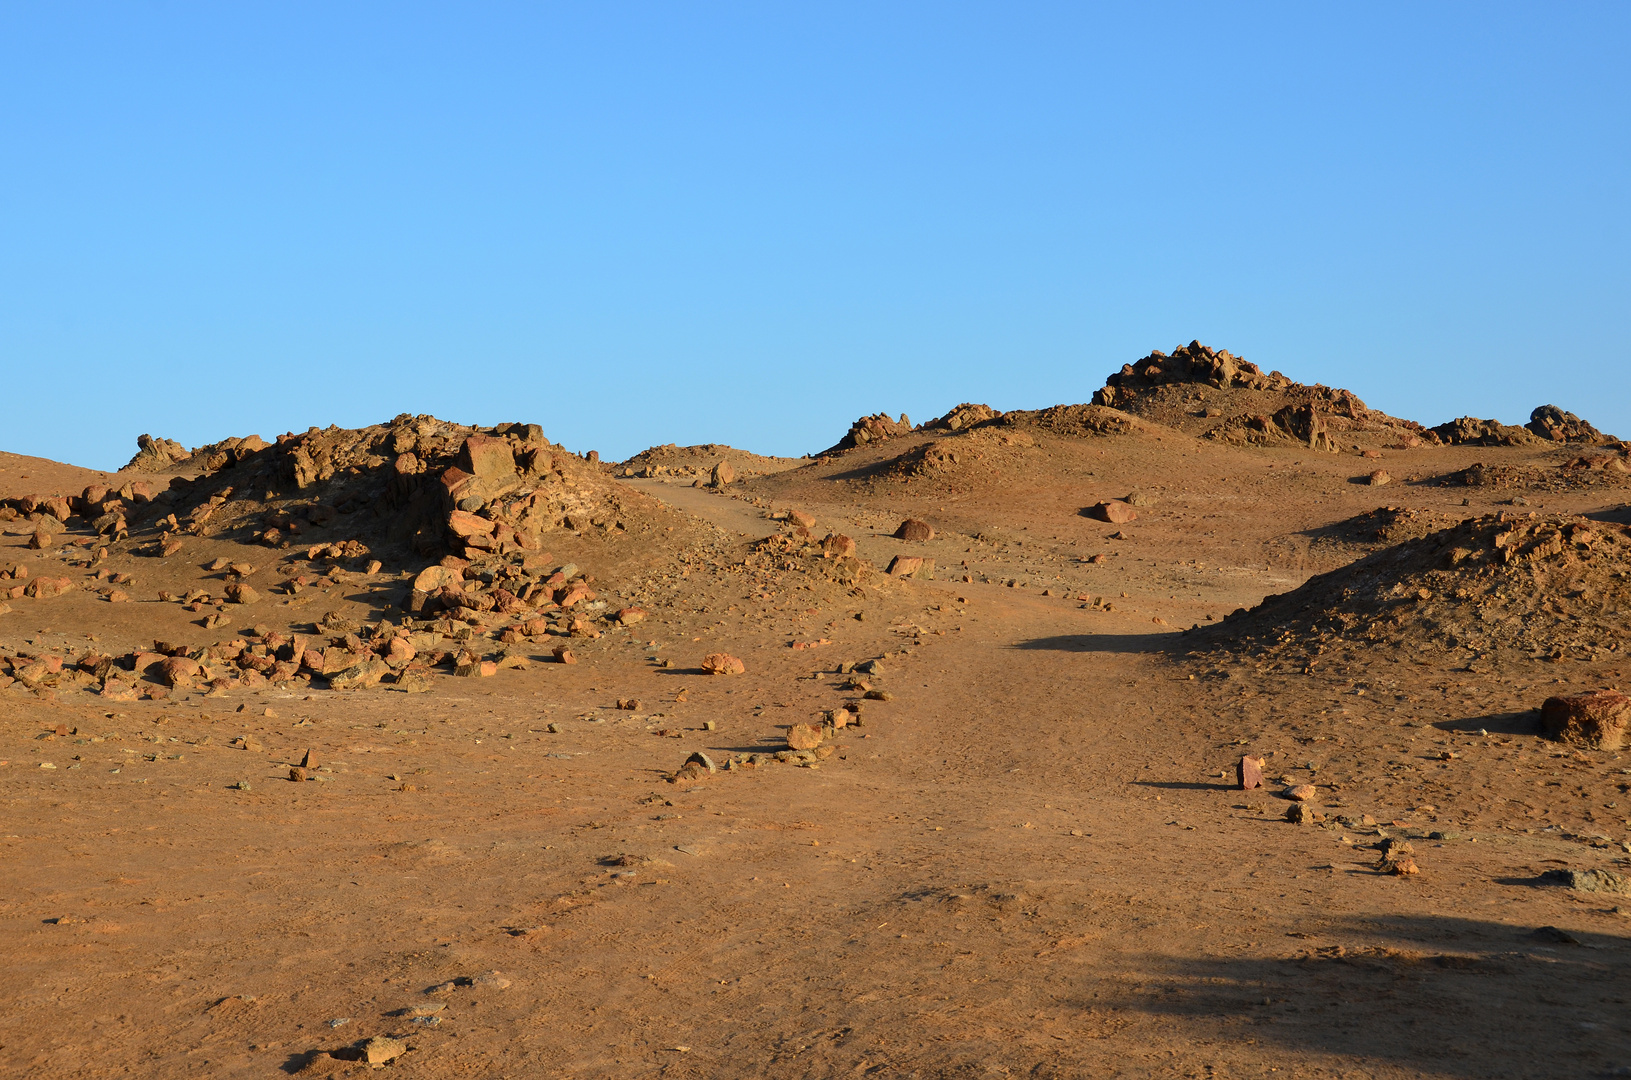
[7,435,1631,1079]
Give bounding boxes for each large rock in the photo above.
[329,657,390,690]
[710,461,736,487]
[1527,404,1610,444]
[447,510,497,539]
[458,434,517,479]
[1542,690,1631,749]
[820,533,857,559]
[885,555,933,579]
[701,653,745,675]
[1085,501,1136,524]
[895,519,934,541]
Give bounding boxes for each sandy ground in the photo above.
[4,423,1631,1079]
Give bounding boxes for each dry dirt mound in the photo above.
[0,416,704,701]
[1306,506,1465,556]
[1206,512,1631,665]
[616,443,804,482]
[1091,340,1430,452]
[1430,452,1631,495]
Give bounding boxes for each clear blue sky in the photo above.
[2,3,1627,469]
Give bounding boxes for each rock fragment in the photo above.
[895,519,934,541]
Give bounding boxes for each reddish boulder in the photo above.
[701,653,745,675]
[1086,501,1137,524]
[1543,690,1631,749]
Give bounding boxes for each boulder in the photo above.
[329,657,390,690]
[787,723,825,750]
[457,435,517,479]
[701,653,745,675]
[895,519,934,541]
[710,461,736,487]
[447,510,496,539]
[1085,501,1137,524]
[1542,690,1631,749]
[820,533,857,559]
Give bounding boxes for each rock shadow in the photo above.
[1088,913,1631,1078]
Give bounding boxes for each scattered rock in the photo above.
[1285,784,1318,802]
[1365,470,1391,486]
[553,646,577,665]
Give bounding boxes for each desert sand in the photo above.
[4,343,1631,1078]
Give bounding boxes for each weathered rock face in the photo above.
[1431,416,1540,447]
[822,413,914,455]
[1527,405,1614,444]
[123,434,191,472]
[924,403,1001,432]
[1089,341,1428,451]
[1094,340,1292,403]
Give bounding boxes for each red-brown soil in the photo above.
[5,366,1631,1078]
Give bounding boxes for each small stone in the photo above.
[1366,470,1392,486]
[553,646,577,664]
[288,766,307,782]
[1237,755,1265,790]
[683,752,716,774]
[472,970,511,989]
[1286,784,1318,802]
[787,723,825,751]
[616,607,647,625]
[546,722,561,733]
